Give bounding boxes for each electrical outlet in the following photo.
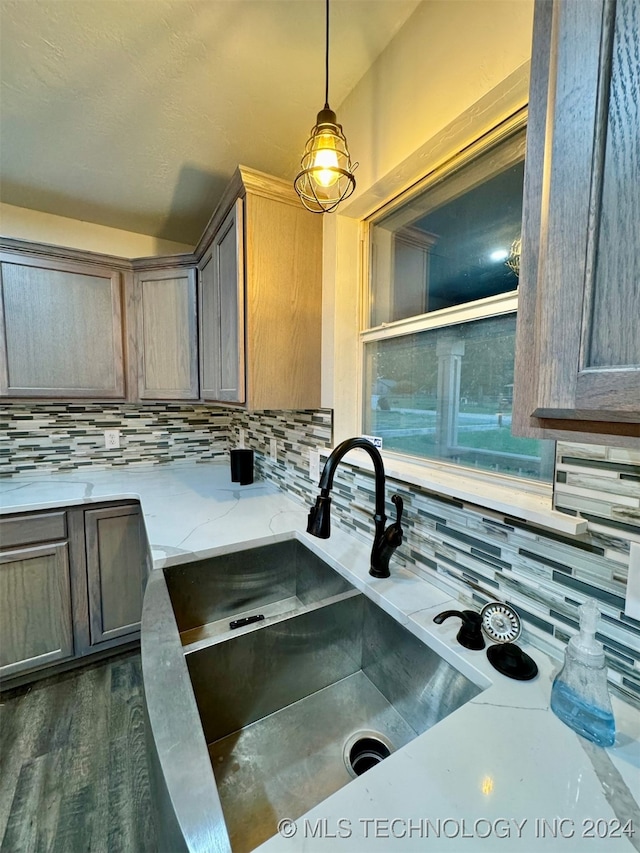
[269,438,278,461]
[238,428,245,449]
[625,542,640,621]
[104,429,120,449]
[309,449,320,482]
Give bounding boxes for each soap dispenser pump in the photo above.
[550,598,615,747]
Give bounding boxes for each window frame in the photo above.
[355,109,554,495]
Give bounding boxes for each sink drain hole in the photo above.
[347,735,391,777]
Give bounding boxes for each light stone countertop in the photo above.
[1,460,639,852]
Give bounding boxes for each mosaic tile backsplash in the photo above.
[229,408,333,503]
[0,403,230,474]
[328,457,639,703]
[2,403,639,706]
[234,414,640,707]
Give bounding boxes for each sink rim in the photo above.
[142,531,488,853]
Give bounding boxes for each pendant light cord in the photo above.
[324,0,330,108]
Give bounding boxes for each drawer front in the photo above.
[0,511,67,549]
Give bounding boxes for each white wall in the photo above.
[0,202,193,258]
[323,0,535,442]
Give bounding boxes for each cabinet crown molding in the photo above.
[0,237,197,272]
[194,165,305,260]
[0,165,303,271]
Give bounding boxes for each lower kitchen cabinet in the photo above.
[0,541,74,679]
[0,502,148,686]
[85,504,146,645]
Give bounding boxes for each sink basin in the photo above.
[164,539,354,647]
[143,538,483,853]
[186,592,482,853]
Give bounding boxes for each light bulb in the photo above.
[312,135,339,187]
[490,248,509,262]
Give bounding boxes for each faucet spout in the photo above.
[307,437,403,578]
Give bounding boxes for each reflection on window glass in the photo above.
[370,138,525,327]
[364,314,554,481]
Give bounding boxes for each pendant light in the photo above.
[294,0,357,213]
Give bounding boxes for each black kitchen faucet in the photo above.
[306,437,404,578]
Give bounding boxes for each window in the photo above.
[362,119,554,482]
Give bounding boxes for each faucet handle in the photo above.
[391,494,404,528]
[382,494,403,549]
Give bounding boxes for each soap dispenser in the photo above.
[550,598,615,747]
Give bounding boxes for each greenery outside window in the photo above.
[362,117,554,482]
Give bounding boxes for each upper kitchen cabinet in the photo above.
[200,201,245,403]
[132,265,199,400]
[198,167,323,411]
[0,252,125,399]
[513,0,640,444]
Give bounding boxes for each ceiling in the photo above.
[0,0,421,246]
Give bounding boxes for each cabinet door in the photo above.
[134,267,198,400]
[243,188,322,411]
[85,505,146,645]
[514,0,640,440]
[199,200,245,403]
[0,253,125,398]
[0,542,74,678]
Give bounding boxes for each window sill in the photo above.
[318,447,587,536]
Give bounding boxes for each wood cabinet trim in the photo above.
[193,166,303,260]
[198,251,215,400]
[67,508,91,656]
[0,239,198,273]
[574,370,640,418]
[130,253,197,271]
[0,241,133,272]
[194,170,246,260]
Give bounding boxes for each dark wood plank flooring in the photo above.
[0,651,157,853]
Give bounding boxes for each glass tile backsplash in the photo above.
[2,403,638,705]
[0,403,230,473]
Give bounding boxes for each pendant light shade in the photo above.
[294,0,357,213]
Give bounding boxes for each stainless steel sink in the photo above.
[163,539,354,647]
[143,538,483,853]
[186,592,482,853]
